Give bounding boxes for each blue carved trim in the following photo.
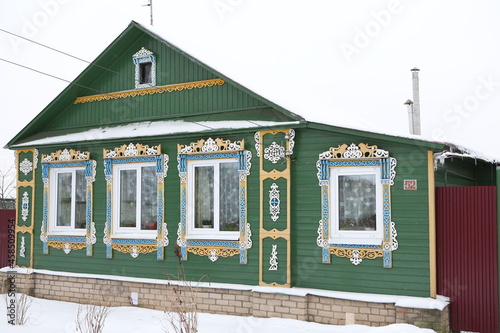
[112,238,156,245]
[104,153,168,259]
[322,247,330,263]
[332,243,381,249]
[48,236,85,242]
[187,153,238,160]
[41,160,95,256]
[110,156,156,164]
[186,240,239,247]
[317,147,398,267]
[240,249,247,264]
[177,149,251,263]
[383,250,392,268]
[328,160,381,167]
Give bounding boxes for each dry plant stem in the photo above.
[4,273,35,325]
[16,292,34,325]
[163,249,206,333]
[75,285,113,333]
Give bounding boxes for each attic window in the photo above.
[132,47,156,89]
[140,62,152,84]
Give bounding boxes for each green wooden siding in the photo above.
[33,132,261,285]
[290,128,433,297]
[435,158,495,187]
[29,126,440,298]
[43,34,269,132]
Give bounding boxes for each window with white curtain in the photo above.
[330,165,383,245]
[113,162,158,236]
[187,158,239,239]
[49,167,86,234]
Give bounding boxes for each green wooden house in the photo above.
[5,21,499,331]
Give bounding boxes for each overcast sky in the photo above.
[1,0,499,174]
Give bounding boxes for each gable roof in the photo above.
[7,21,494,163]
[6,21,304,148]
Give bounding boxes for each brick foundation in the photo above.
[0,271,449,332]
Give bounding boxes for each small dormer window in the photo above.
[132,47,156,89]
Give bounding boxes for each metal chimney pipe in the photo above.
[404,99,414,134]
[410,68,421,135]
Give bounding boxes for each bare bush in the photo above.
[4,273,34,325]
[162,245,207,333]
[75,286,113,333]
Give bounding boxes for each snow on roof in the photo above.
[11,119,300,148]
[1,267,449,311]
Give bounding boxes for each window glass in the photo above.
[140,62,152,84]
[120,169,137,228]
[338,174,376,231]
[195,166,214,229]
[219,162,239,231]
[56,172,72,227]
[75,169,86,229]
[141,166,157,230]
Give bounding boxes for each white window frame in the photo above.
[48,166,86,236]
[330,165,383,245]
[112,162,157,239]
[186,158,240,241]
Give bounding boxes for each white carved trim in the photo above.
[269,244,278,270]
[254,132,261,157]
[133,47,154,58]
[264,142,285,164]
[209,249,218,262]
[19,158,33,176]
[19,236,26,258]
[21,191,29,221]
[269,183,280,222]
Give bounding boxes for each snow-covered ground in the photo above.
[0,295,436,333]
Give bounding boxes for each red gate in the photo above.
[0,209,16,268]
[436,186,499,333]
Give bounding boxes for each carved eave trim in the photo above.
[104,143,161,159]
[177,137,245,154]
[42,149,90,163]
[74,78,225,104]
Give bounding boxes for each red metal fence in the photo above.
[0,209,16,268]
[436,186,499,333]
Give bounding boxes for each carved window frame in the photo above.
[316,143,398,267]
[177,138,252,263]
[133,47,156,89]
[40,149,96,256]
[103,143,168,259]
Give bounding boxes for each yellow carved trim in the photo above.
[260,169,290,180]
[17,180,34,187]
[260,228,289,240]
[258,129,293,288]
[16,148,36,268]
[428,150,437,298]
[187,247,239,258]
[16,226,33,233]
[112,244,156,255]
[74,78,225,104]
[260,282,291,288]
[178,138,244,154]
[42,149,90,163]
[49,242,86,251]
[330,248,384,260]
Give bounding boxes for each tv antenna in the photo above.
[143,0,153,26]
